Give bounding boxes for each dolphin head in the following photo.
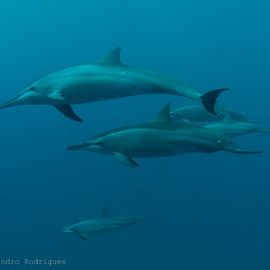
[193,128,234,153]
[60,225,74,234]
[20,85,47,103]
[60,225,89,240]
[0,85,49,110]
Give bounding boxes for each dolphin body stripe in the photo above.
[0,48,228,122]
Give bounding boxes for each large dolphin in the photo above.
[205,114,270,137]
[61,207,146,240]
[68,104,262,167]
[172,104,247,123]
[0,48,228,122]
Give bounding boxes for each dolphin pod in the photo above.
[0,48,228,122]
[61,207,146,240]
[68,104,262,167]
[1,48,265,241]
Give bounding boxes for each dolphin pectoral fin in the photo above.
[54,105,83,122]
[78,233,88,240]
[113,152,138,167]
[201,88,229,115]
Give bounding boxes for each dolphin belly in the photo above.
[121,141,214,158]
[58,76,153,104]
[80,140,202,158]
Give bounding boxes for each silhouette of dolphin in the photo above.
[61,207,146,240]
[0,48,228,122]
[206,114,270,137]
[68,104,261,167]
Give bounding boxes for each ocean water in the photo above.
[0,0,269,269]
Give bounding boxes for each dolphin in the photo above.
[205,114,270,137]
[68,104,262,167]
[0,48,228,122]
[172,104,247,123]
[61,207,146,240]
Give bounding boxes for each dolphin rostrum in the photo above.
[68,104,262,167]
[0,48,228,122]
[61,207,146,240]
[205,114,270,137]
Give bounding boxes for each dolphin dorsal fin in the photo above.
[98,47,122,66]
[222,113,235,123]
[151,103,172,122]
[98,207,109,219]
[151,104,186,128]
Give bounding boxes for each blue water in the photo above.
[0,0,270,269]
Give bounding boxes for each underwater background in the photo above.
[0,0,270,269]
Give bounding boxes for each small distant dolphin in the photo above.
[68,104,262,167]
[61,207,146,240]
[0,48,228,122]
[172,104,246,123]
[206,114,270,137]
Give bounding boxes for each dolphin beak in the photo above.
[0,96,22,109]
[67,143,90,151]
[61,228,73,234]
[0,91,39,109]
[225,145,263,155]
[234,149,263,155]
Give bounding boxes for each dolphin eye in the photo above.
[29,86,36,91]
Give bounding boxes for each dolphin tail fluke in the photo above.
[78,233,89,240]
[54,105,83,123]
[201,88,229,114]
